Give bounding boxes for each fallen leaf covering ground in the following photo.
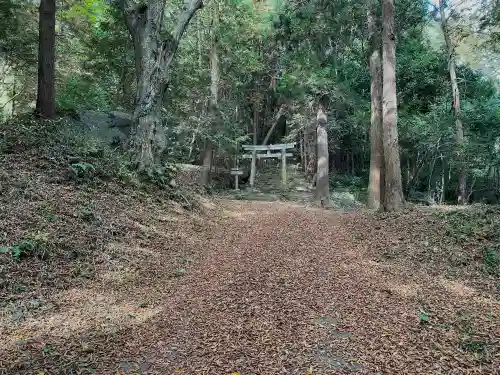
[1,156,499,374]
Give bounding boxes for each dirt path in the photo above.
[1,200,498,374]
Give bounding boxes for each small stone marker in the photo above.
[230,167,244,190]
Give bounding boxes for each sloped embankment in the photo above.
[0,151,221,374]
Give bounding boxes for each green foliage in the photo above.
[0,0,499,208]
[460,335,487,354]
[56,75,112,112]
[0,231,50,261]
[140,164,179,188]
[0,114,137,187]
[434,206,500,274]
[483,247,500,275]
[439,206,500,242]
[419,309,431,323]
[0,0,37,63]
[69,162,96,182]
[330,174,367,203]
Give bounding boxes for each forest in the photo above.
[0,0,499,374]
[1,0,500,208]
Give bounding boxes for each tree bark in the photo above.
[122,0,202,171]
[382,0,404,211]
[305,115,317,183]
[249,101,258,188]
[36,0,56,119]
[316,108,329,207]
[366,0,384,210]
[439,0,466,204]
[201,6,220,186]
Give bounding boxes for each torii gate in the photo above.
[241,142,296,188]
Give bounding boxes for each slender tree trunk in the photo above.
[316,108,329,207]
[122,0,202,171]
[366,0,384,210]
[36,0,56,119]
[262,104,286,145]
[300,133,305,170]
[11,73,16,116]
[249,101,258,187]
[439,0,466,204]
[202,6,220,186]
[303,132,308,173]
[382,0,404,211]
[439,154,445,204]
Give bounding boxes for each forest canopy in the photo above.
[1,0,499,208]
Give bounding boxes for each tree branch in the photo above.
[262,104,287,146]
[120,0,145,34]
[170,0,203,51]
[0,87,25,110]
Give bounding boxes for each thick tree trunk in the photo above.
[201,11,220,186]
[305,116,317,183]
[382,0,404,211]
[439,0,466,204]
[366,0,384,210]
[201,140,213,184]
[122,0,202,171]
[36,0,56,119]
[316,108,329,207]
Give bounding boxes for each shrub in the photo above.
[483,247,500,275]
[56,75,111,112]
[0,231,51,261]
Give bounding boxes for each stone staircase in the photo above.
[227,163,315,204]
[223,163,365,211]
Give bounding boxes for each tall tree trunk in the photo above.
[249,101,258,188]
[36,0,56,119]
[202,6,220,186]
[305,115,317,184]
[122,0,202,171]
[382,0,404,211]
[366,0,384,210]
[302,132,308,173]
[439,0,466,204]
[316,108,329,207]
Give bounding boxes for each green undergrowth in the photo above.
[0,114,199,208]
[329,174,366,210]
[434,206,500,276]
[0,230,51,262]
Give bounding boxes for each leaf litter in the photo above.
[0,162,499,375]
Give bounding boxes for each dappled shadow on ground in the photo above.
[1,198,498,374]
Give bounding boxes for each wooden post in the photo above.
[250,149,257,188]
[281,147,287,187]
[231,168,244,191]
